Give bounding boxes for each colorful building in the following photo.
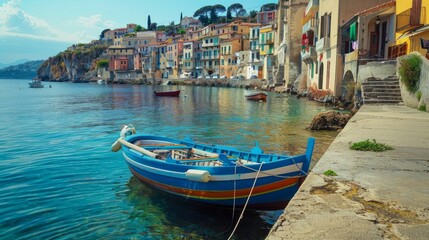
[260,25,275,81]
[316,0,392,97]
[301,0,319,90]
[340,0,397,96]
[220,37,248,78]
[257,10,276,25]
[392,0,429,58]
[107,46,136,71]
[276,0,308,86]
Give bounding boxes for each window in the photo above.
[327,14,332,38]
[320,15,325,39]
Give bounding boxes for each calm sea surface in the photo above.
[0,79,337,239]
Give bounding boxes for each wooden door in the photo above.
[369,32,379,57]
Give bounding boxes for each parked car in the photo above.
[211,74,219,79]
[250,75,258,79]
[180,72,191,79]
[220,75,227,79]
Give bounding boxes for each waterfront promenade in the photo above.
[267,105,429,239]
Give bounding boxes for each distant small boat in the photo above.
[97,79,107,84]
[154,90,180,97]
[111,125,315,210]
[29,79,44,88]
[245,92,267,102]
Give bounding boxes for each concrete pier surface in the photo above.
[267,105,429,239]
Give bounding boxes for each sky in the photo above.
[0,0,274,65]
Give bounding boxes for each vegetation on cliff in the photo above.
[0,60,44,79]
[37,43,107,82]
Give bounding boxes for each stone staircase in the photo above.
[361,76,402,104]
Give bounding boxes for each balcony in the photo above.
[396,7,426,33]
[305,0,319,16]
[301,46,317,61]
[302,18,317,33]
[202,54,219,60]
[265,39,274,45]
[302,0,319,25]
[315,37,330,52]
[344,50,358,64]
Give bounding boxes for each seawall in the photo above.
[266,105,429,239]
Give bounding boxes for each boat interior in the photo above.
[132,140,257,167]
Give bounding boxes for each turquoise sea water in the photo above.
[0,79,337,239]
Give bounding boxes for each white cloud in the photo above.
[0,0,109,43]
[76,14,114,29]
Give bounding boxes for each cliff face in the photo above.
[37,44,107,82]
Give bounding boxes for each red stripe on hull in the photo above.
[130,168,300,200]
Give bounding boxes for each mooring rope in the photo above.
[216,160,239,237]
[227,162,264,240]
[237,156,308,179]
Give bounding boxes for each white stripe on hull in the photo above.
[124,153,303,182]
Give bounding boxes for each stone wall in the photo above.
[357,60,397,83]
[398,52,429,112]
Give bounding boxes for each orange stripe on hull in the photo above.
[130,168,300,200]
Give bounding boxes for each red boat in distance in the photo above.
[153,90,181,97]
[245,92,267,102]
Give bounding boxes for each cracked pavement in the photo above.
[266,105,429,240]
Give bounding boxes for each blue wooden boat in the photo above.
[112,125,315,210]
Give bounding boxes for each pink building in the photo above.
[256,10,276,25]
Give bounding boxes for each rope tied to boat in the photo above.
[227,162,264,240]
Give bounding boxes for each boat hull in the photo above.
[119,134,314,210]
[29,81,44,88]
[154,90,180,97]
[245,93,267,102]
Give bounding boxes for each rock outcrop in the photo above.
[308,110,352,130]
[37,44,107,82]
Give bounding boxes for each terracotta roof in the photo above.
[354,0,396,17]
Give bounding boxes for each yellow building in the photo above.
[260,25,275,80]
[392,0,429,58]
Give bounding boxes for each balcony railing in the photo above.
[265,39,274,44]
[315,37,330,52]
[301,46,317,60]
[396,7,426,33]
[302,18,318,33]
[202,55,219,60]
[344,50,358,63]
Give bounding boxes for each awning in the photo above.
[397,24,429,40]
